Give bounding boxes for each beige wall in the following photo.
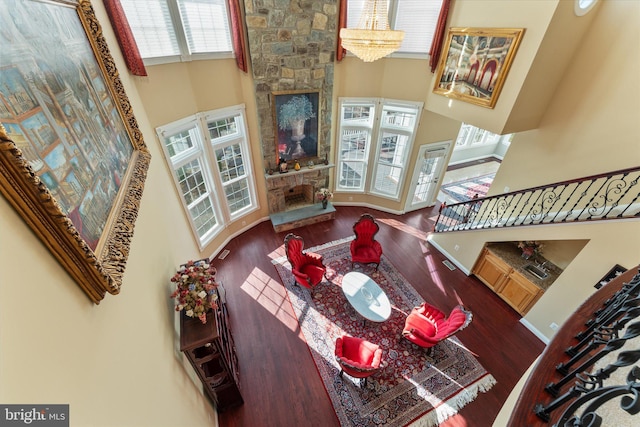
[0,2,217,426]
[432,0,640,340]
[134,56,268,258]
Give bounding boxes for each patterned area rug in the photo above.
[440,173,495,203]
[272,238,496,427]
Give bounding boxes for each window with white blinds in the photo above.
[121,0,180,58]
[178,0,232,54]
[120,0,233,63]
[346,0,443,56]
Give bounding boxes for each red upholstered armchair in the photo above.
[402,302,473,352]
[350,213,383,270]
[284,233,326,289]
[335,336,382,387]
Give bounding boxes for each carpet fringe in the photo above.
[408,374,498,427]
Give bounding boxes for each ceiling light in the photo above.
[339,0,405,63]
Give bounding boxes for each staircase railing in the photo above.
[434,166,640,233]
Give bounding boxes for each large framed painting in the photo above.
[433,28,525,109]
[0,0,151,303]
[272,90,320,164]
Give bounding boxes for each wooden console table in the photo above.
[179,286,243,412]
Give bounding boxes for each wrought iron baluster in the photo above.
[433,167,640,233]
[557,329,616,376]
[573,177,611,222]
[512,190,535,226]
[616,190,640,218]
[546,322,640,397]
[523,189,546,225]
[549,182,577,223]
[480,196,499,229]
[558,307,640,375]
[567,306,640,359]
[554,351,640,427]
[600,173,637,218]
[536,350,640,423]
[576,297,640,343]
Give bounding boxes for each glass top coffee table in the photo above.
[342,272,391,324]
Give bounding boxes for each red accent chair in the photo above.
[350,213,383,270]
[284,233,326,289]
[402,302,473,352]
[335,336,383,387]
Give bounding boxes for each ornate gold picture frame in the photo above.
[433,28,525,109]
[0,0,151,303]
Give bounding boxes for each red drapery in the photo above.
[228,0,248,73]
[103,0,147,76]
[336,0,347,62]
[429,0,451,73]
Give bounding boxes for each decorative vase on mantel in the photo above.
[321,199,328,209]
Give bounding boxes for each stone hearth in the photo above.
[266,165,332,214]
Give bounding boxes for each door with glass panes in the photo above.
[405,142,450,211]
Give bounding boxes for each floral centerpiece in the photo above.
[316,188,333,201]
[170,259,219,324]
[517,241,544,259]
[316,188,333,208]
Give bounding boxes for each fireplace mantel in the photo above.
[265,163,334,215]
[265,163,334,180]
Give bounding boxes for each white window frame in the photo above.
[346,0,442,59]
[156,105,257,249]
[120,0,234,66]
[454,123,506,150]
[336,99,377,192]
[336,98,423,201]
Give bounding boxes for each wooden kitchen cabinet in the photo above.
[472,249,511,292]
[473,248,543,315]
[500,269,543,314]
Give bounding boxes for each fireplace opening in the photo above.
[284,185,314,210]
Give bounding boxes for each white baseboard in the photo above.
[519,318,550,345]
[207,216,270,259]
[331,201,406,216]
[425,236,471,275]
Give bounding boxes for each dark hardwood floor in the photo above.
[215,205,545,427]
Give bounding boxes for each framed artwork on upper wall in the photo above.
[272,90,320,164]
[433,27,525,109]
[0,0,151,303]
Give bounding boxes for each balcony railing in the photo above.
[508,267,640,426]
[434,167,640,233]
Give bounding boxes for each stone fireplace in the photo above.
[265,167,330,214]
[284,184,314,209]
[244,1,337,193]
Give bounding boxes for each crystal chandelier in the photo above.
[339,0,405,62]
